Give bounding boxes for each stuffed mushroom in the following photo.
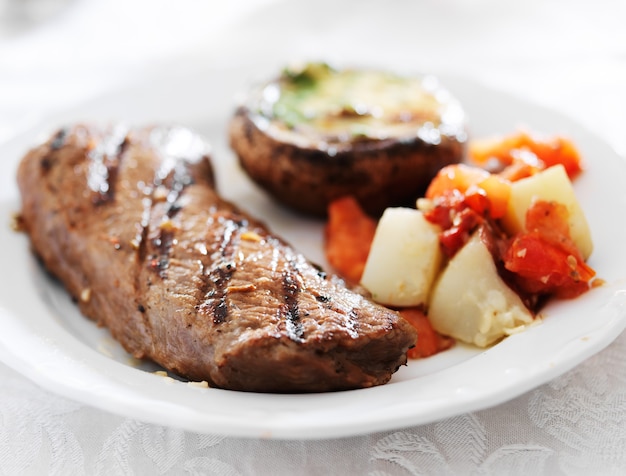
[229,62,468,217]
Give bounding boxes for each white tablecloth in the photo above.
[1,1,625,474]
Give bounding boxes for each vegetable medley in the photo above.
[325,130,600,357]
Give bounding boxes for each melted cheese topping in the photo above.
[251,63,466,151]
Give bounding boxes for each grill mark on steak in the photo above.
[210,267,233,324]
[149,227,176,278]
[164,161,194,218]
[51,127,69,150]
[87,124,129,206]
[143,127,203,277]
[134,131,200,277]
[345,309,359,338]
[281,266,304,342]
[134,195,153,265]
[40,128,71,174]
[201,214,242,324]
[40,154,55,174]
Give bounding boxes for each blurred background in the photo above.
[1,0,625,154]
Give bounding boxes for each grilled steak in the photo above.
[17,124,417,393]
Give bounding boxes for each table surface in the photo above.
[1,0,625,474]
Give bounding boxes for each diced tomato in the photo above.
[324,196,377,283]
[463,185,491,215]
[547,136,583,178]
[399,308,454,359]
[525,199,580,256]
[519,132,583,178]
[503,200,595,299]
[423,189,486,258]
[423,189,464,230]
[426,164,511,220]
[438,206,484,258]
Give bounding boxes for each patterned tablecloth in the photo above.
[1,0,625,474]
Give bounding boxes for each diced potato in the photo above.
[501,164,593,260]
[360,207,442,307]
[428,232,534,347]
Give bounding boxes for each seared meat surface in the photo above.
[17,124,416,393]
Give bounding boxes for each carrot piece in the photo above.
[497,159,541,182]
[515,131,583,178]
[324,196,377,283]
[469,134,524,166]
[469,130,583,179]
[425,164,490,200]
[475,174,511,219]
[400,308,454,359]
[546,136,583,178]
[426,164,511,220]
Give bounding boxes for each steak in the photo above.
[16,124,417,393]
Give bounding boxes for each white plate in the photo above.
[1,64,625,440]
